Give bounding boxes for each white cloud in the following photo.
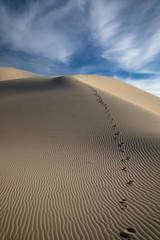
[140,30,160,64]
[114,75,160,97]
[0,0,80,63]
[90,0,123,45]
[89,0,160,72]
[0,0,160,76]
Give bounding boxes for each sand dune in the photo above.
[0,67,40,81]
[72,75,160,116]
[0,69,160,240]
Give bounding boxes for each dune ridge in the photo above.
[72,75,160,116]
[0,67,40,81]
[0,69,160,239]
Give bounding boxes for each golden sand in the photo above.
[0,68,160,239]
[0,67,40,81]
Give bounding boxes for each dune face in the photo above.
[0,70,160,240]
[0,67,40,81]
[72,75,160,116]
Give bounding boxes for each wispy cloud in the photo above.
[0,0,85,63]
[1,0,160,71]
[126,78,160,97]
[114,75,160,97]
[89,0,160,72]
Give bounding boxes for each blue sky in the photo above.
[0,0,160,96]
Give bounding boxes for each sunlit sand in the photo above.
[0,68,160,240]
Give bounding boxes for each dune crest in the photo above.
[0,67,40,81]
[72,75,160,116]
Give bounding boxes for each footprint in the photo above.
[122,167,127,171]
[127,180,133,185]
[120,200,127,210]
[109,118,114,122]
[119,149,124,153]
[127,180,134,186]
[112,124,117,130]
[127,228,136,234]
[114,132,120,140]
[120,228,136,239]
[114,131,120,136]
[120,232,129,238]
[118,142,125,147]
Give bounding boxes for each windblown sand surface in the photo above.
[0,68,160,240]
[0,67,40,81]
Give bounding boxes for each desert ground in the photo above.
[0,67,160,240]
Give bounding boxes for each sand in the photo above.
[0,67,40,81]
[0,68,160,240]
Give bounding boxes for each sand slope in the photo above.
[0,71,160,240]
[72,75,160,116]
[0,67,40,81]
